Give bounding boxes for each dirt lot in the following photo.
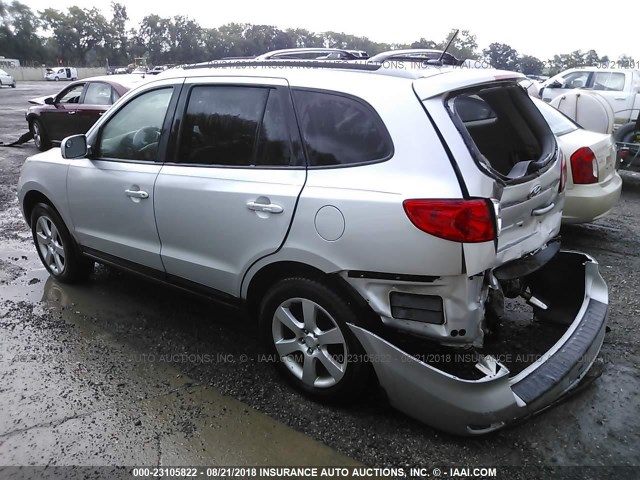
[0,82,639,477]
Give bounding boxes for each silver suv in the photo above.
[18,58,609,435]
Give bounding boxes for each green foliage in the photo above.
[483,42,519,70]
[518,54,544,75]
[0,2,629,75]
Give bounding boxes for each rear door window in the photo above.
[177,85,296,167]
[292,89,393,166]
[83,82,115,105]
[592,72,625,91]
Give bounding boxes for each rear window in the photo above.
[293,89,393,166]
[532,98,579,137]
[446,84,555,179]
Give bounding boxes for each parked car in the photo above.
[26,75,148,151]
[44,67,78,81]
[532,98,622,223]
[18,58,608,435]
[0,68,16,88]
[255,48,368,60]
[539,68,640,139]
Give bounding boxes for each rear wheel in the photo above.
[31,203,93,284]
[259,277,371,403]
[31,119,50,151]
[11,80,16,88]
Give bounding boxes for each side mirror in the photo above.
[548,80,564,89]
[61,134,88,159]
[44,97,54,105]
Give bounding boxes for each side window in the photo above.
[57,84,85,104]
[177,86,269,166]
[592,72,625,91]
[562,72,590,89]
[292,90,393,166]
[255,89,293,166]
[452,95,496,122]
[83,82,114,105]
[98,88,173,162]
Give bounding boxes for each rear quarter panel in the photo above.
[257,75,467,285]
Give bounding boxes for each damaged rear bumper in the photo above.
[348,251,608,435]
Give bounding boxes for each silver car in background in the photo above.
[17,57,609,435]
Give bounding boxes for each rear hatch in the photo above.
[416,73,563,274]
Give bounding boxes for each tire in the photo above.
[54,76,59,81]
[11,81,16,88]
[614,122,637,143]
[30,203,94,284]
[259,277,371,403]
[30,119,50,151]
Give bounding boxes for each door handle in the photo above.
[614,97,625,100]
[532,203,555,216]
[125,189,149,199]
[247,201,283,214]
[67,111,77,115]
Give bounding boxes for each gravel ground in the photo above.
[0,82,639,478]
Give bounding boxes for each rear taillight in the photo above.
[570,147,598,184]
[403,199,496,243]
[559,154,567,192]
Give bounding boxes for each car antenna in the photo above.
[437,29,459,64]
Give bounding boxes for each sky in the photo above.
[19,0,640,62]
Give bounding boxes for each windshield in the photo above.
[532,98,579,136]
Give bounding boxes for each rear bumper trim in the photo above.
[512,298,607,404]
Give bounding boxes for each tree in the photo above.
[40,6,111,65]
[438,29,478,60]
[137,14,170,64]
[518,54,544,75]
[411,38,436,49]
[483,42,519,70]
[618,54,635,68]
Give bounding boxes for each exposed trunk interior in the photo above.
[447,83,556,180]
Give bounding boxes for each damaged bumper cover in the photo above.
[348,251,608,435]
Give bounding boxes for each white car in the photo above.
[0,69,16,88]
[534,98,622,223]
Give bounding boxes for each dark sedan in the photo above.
[26,75,148,151]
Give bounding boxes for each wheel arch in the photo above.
[244,260,383,334]
[22,190,60,227]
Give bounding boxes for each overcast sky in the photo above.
[21,0,640,62]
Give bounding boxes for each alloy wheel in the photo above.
[35,215,66,275]
[272,297,348,388]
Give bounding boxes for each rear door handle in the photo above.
[125,189,149,199]
[67,111,77,115]
[247,201,283,214]
[532,203,555,216]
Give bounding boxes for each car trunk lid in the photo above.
[416,76,563,274]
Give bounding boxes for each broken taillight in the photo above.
[403,199,496,243]
[570,147,599,184]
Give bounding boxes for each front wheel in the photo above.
[31,119,50,151]
[11,81,16,88]
[31,203,93,284]
[259,277,371,403]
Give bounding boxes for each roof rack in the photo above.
[368,49,463,66]
[181,59,381,72]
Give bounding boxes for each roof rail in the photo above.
[181,59,381,72]
[368,49,463,66]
